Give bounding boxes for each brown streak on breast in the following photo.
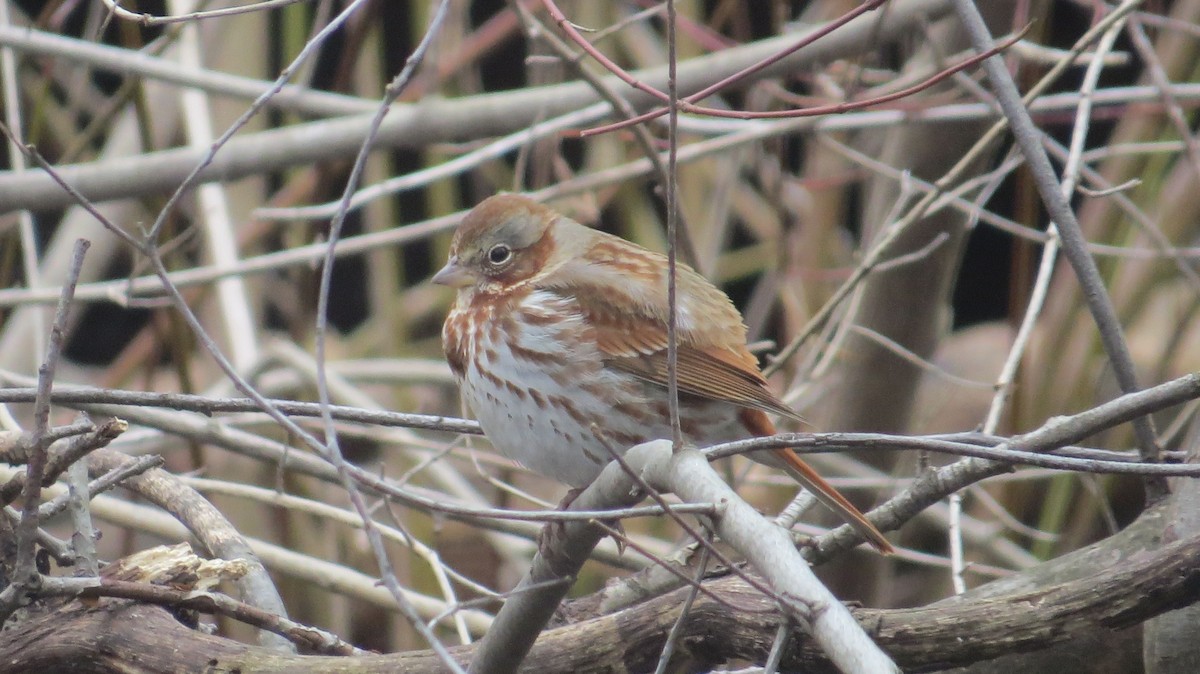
[487,307,506,346]
[602,429,645,449]
[612,401,652,423]
[579,379,613,401]
[476,362,508,390]
[443,310,470,377]
[505,381,528,401]
[507,341,565,367]
[548,394,592,428]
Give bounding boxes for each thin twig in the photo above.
[39,454,164,521]
[951,0,1164,492]
[66,458,99,576]
[98,0,307,26]
[583,25,1027,134]
[0,238,89,623]
[38,575,362,655]
[309,3,468,668]
[0,416,129,507]
[664,0,682,449]
[654,545,711,674]
[765,0,1142,376]
[511,0,702,269]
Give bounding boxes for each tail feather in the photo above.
[740,409,893,555]
[773,448,894,554]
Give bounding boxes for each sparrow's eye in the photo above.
[486,243,513,266]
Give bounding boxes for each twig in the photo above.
[66,458,99,576]
[711,435,1200,477]
[37,575,362,656]
[309,2,466,669]
[38,454,164,521]
[0,416,129,507]
[653,545,711,674]
[0,386,483,435]
[765,0,1143,376]
[582,24,1027,134]
[849,323,993,390]
[0,507,73,566]
[511,1,702,269]
[951,0,1164,492]
[567,0,889,134]
[59,417,128,580]
[664,0,682,449]
[98,0,307,26]
[948,492,966,594]
[0,239,89,624]
[0,420,95,463]
[1125,15,1200,180]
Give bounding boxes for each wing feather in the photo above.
[538,223,801,421]
[608,345,801,421]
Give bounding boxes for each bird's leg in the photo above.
[536,487,627,558]
[558,486,585,510]
[536,487,585,558]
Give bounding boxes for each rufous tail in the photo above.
[772,447,894,555]
[740,408,893,554]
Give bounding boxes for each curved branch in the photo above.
[87,448,291,651]
[2,505,1195,673]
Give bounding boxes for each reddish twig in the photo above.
[583,23,1028,135]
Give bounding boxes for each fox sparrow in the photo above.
[434,194,892,553]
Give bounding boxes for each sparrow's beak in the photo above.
[431,257,475,288]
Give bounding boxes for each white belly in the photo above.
[449,289,747,487]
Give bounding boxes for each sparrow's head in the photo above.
[432,194,573,295]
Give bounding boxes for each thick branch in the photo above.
[2,504,1195,673]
